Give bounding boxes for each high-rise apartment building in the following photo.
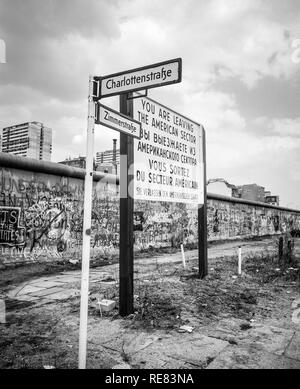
[1,122,52,161]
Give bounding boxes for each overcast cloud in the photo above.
[0,0,300,208]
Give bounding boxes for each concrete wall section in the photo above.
[207,194,300,241]
[1,154,300,265]
[0,155,119,265]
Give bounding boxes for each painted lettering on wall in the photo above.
[0,207,25,246]
[0,165,300,266]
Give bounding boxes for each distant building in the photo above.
[207,179,279,206]
[235,184,266,203]
[1,121,52,161]
[58,156,97,171]
[96,164,117,174]
[96,139,119,175]
[265,195,280,206]
[207,178,236,197]
[59,156,86,169]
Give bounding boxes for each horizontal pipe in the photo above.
[0,152,119,185]
[207,192,300,214]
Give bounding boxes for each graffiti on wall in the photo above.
[207,200,300,241]
[134,201,198,250]
[0,168,120,264]
[1,165,300,265]
[0,206,25,246]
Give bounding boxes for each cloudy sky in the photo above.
[0,0,300,208]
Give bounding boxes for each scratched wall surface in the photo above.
[1,161,300,265]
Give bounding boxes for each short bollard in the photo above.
[181,244,186,269]
[238,246,242,275]
[0,299,6,324]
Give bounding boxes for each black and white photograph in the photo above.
[0,0,300,375]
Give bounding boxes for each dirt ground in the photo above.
[0,237,300,369]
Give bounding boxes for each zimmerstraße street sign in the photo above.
[95,103,141,139]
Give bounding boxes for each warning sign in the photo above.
[133,96,204,204]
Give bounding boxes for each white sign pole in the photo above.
[78,75,95,369]
[238,246,242,275]
[181,244,186,269]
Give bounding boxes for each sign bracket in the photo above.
[127,90,148,100]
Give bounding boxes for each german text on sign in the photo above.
[133,96,204,205]
[95,103,141,139]
[95,58,182,99]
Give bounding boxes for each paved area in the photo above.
[84,317,300,369]
[4,237,300,369]
[7,238,276,305]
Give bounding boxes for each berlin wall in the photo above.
[1,153,300,266]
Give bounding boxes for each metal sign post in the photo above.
[119,93,135,316]
[198,127,208,278]
[78,58,183,342]
[78,75,95,369]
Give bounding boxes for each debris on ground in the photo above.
[97,299,116,312]
[69,259,79,265]
[240,323,252,331]
[292,308,300,324]
[0,237,299,369]
[292,298,300,309]
[178,325,194,333]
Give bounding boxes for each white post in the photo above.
[238,246,242,275]
[0,299,6,324]
[78,75,95,369]
[181,244,186,269]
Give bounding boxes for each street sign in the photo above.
[133,95,204,205]
[79,59,203,370]
[95,103,141,139]
[94,58,182,99]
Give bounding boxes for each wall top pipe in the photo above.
[0,152,119,185]
[207,192,300,214]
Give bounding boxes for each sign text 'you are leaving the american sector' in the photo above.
[134,96,204,205]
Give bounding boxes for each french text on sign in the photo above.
[94,58,182,99]
[133,96,204,205]
[95,103,141,139]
